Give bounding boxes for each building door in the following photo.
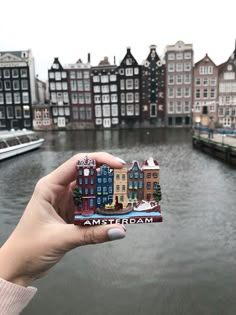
[103,118,111,128]
[58,117,65,127]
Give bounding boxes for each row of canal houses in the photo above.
[1,40,236,130]
[76,156,160,214]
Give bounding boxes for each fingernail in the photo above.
[115,156,126,165]
[108,228,126,241]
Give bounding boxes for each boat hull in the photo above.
[0,139,44,161]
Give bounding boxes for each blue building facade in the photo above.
[96,164,114,208]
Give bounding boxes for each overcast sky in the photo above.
[1,0,235,80]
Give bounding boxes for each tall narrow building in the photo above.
[165,41,193,127]
[0,49,36,130]
[65,56,93,129]
[118,48,141,127]
[48,58,70,128]
[91,57,118,128]
[142,45,165,126]
[218,42,236,128]
[193,54,218,127]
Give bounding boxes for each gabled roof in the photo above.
[195,54,217,67]
[120,47,138,66]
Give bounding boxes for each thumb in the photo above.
[58,224,126,251]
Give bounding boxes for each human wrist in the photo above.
[0,246,33,288]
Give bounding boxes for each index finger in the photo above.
[47,152,126,186]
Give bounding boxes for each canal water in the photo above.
[0,128,236,315]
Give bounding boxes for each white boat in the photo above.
[133,200,160,212]
[0,129,44,161]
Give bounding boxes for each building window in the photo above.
[62,82,68,90]
[93,75,100,82]
[168,53,175,60]
[6,93,12,104]
[195,77,200,85]
[111,94,118,103]
[184,87,190,97]
[4,69,10,78]
[184,74,191,84]
[84,80,90,91]
[103,105,110,117]
[0,106,5,118]
[184,101,190,113]
[101,75,108,83]
[77,71,83,79]
[79,107,85,120]
[72,93,78,104]
[7,106,14,118]
[210,88,216,98]
[12,69,19,78]
[126,79,133,89]
[134,79,139,89]
[184,63,191,71]
[78,93,84,104]
[23,105,30,117]
[111,104,118,116]
[176,53,183,60]
[168,101,174,113]
[110,74,116,81]
[176,87,182,97]
[94,86,100,93]
[20,69,27,77]
[125,68,133,76]
[86,107,92,120]
[168,74,174,84]
[15,106,22,118]
[168,87,174,98]
[127,105,134,116]
[168,63,174,72]
[73,107,78,119]
[4,81,11,90]
[126,93,134,103]
[14,93,21,104]
[176,74,182,84]
[0,94,4,104]
[110,84,117,92]
[71,80,77,91]
[102,94,109,103]
[150,103,157,117]
[78,80,83,91]
[94,95,101,103]
[195,89,200,98]
[210,77,216,85]
[95,105,102,117]
[176,63,183,71]
[203,88,208,98]
[102,85,109,93]
[203,77,208,85]
[176,101,182,113]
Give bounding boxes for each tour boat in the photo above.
[0,129,44,161]
[133,200,160,212]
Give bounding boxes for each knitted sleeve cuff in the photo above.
[0,278,37,315]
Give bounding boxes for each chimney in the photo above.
[114,56,116,65]
[88,53,91,63]
[127,47,131,53]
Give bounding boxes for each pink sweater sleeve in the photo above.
[0,278,37,315]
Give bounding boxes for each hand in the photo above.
[0,152,126,287]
